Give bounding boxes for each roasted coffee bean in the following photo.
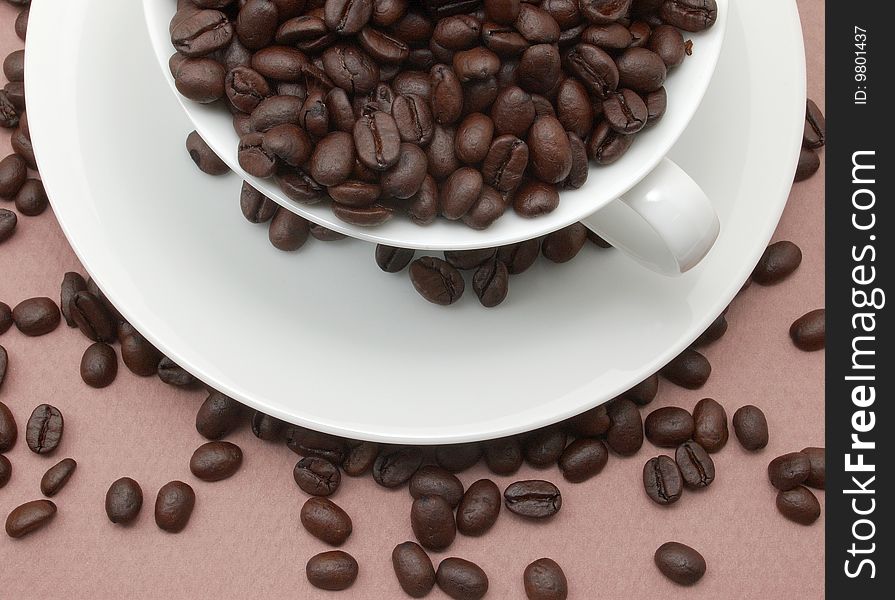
[325,0,374,35]
[433,14,481,50]
[410,466,464,507]
[354,110,401,170]
[444,247,496,270]
[342,441,379,476]
[0,455,10,489]
[752,241,802,285]
[485,0,521,24]
[767,452,811,491]
[238,132,276,177]
[692,398,728,453]
[454,479,501,537]
[26,404,63,454]
[393,71,433,100]
[0,154,26,198]
[504,480,562,519]
[411,494,456,550]
[491,86,535,137]
[225,66,271,113]
[693,313,728,347]
[495,240,540,276]
[410,257,465,305]
[11,125,36,169]
[433,443,481,473]
[660,0,717,32]
[392,94,435,145]
[154,480,195,533]
[190,441,243,482]
[790,309,825,351]
[196,391,244,440]
[516,44,561,94]
[603,88,648,134]
[15,8,28,41]
[249,95,303,132]
[105,477,143,524]
[58,272,88,328]
[430,64,464,124]
[118,323,163,377]
[587,119,634,164]
[453,47,501,83]
[616,47,666,93]
[801,447,825,489]
[661,348,711,389]
[323,44,380,95]
[527,116,573,183]
[0,346,5,392]
[436,557,489,600]
[381,143,428,199]
[555,78,593,139]
[470,258,508,307]
[268,209,311,251]
[481,22,529,57]
[514,4,560,43]
[795,147,820,182]
[643,455,683,505]
[10,179,44,218]
[158,356,199,387]
[675,441,714,489]
[286,428,347,464]
[582,22,632,49]
[309,132,356,187]
[171,9,234,56]
[186,131,230,175]
[5,499,56,539]
[514,180,559,218]
[564,43,618,98]
[375,245,415,273]
[13,297,60,337]
[645,87,667,125]
[329,180,382,206]
[523,557,568,600]
[542,223,588,263]
[175,58,227,103]
[251,47,310,83]
[3,84,22,114]
[0,303,11,334]
[606,398,643,455]
[645,406,694,447]
[732,405,769,451]
[247,411,284,442]
[654,541,706,585]
[0,90,18,129]
[776,486,821,525]
[455,113,494,165]
[427,125,461,180]
[373,445,423,487]
[358,26,410,64]
[236,0,279,49]
[0,401,16,452]
[40,458,77,497]
[264,124,313,167]
[463,185,506,230]
[332,202,394,226]
[565,404,611,437]
[649,24,685,67]
[293,457,341,496]
[80,343,118,389]
[483,436,523,475]
[803,99,825,149]
[393,541,437,598]
[558,438,608,483]
[523,427,567,468]
[301,496,353,545]
[69,291,117,343]
[307,550,359,591]
[278,170,326,205]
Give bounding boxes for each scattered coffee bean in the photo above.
[752,241,802,285]
[307,550,359,591]
[643,455,683,505]
[558,438,609,483]
[436,557,489,600]
[411,494,457,550]
[456,479,501,536]
[565,404,611,438]
[675,441,714,489]
[410,465,465,507]
[693,313,728,347]
[800,446,825,489]
[250,410,286,442]
[790,308,825,351]
[795,147,820,182]
[483,436,523,475]
[623,374,660,406]
[504,480,562,519]
[13,179,48,216]
[0,154,27,198]
[376,244,415,273]
[497,239,540,275]
[25,404,63,454]
[240,182,278,223]
[342,441,380,476]
[268,208,311,251]
[293,456,341,496]
[0,454,10,489]
[158,356,199,387]
[523,557,568,600]
[472,258,509,307]
[301,496,353,546]
[118,322,164,377]
[59,272,88,328]
[196,391,244,439]
[776,486,821,525]
[5,499,56,539]
[660,348,711,389]
[69,291,117,343]
[0,302,10,334]
[803,99,825,149]
[373,445,423,487]
[444,248,497,270]
[523,426,567,468]
[0,400,16,452]
[542,223,588,263]
[105,477,143,524]
[767,452,811,491]
[15,7,28,41]
[0,209,13,244]
[606,398,644,456]
[644,406,694,448]
[12,297,60,337]
[732,405,769,451]
[186,131,230,175]
[155,480,196,533]
[40,458,77,497]
[654,541,706,585]
[692,398,728,453]
[190,441,243,482]
[80,342,118,388]
[409,257,465,305]
[393,541,437,598]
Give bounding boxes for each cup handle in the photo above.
[580,158,720,276]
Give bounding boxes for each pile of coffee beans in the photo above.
[169,0,718,230]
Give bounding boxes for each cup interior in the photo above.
[146,0,728,250]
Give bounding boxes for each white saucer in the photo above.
[25,0,805,444]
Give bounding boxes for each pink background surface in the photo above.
[1,1,825,598]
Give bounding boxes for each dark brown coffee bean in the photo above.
[373,446,423,487]
[523,427,567,468]
[171,9,234,57]
[445,248,498,271]
[523,557,568,600]
[11,179,46,217]
[392,94,435,146]
[0,303,10,335]
[564,404,611,437]
[645,86,667,125]
[433,14,481,50]
[587,120,633,165]
[251,47,310,83]
[497,239,540,275]
[554,78,593,139]
[80,342,118,389]
[456,479,501,537]
[235,0,279,49]
[622,375,658,404]
[57,272,87,328]
[301,496,353,545]
[0,89,18,129]
[752,241,802,285]
[0,401,16,452]
[454,113,494,165]
[411,494,456,550]
[732,405,769,451]
[516,44,561,94]
[693,313,728,347]
[342,441,380,476]
[247,411,283,442]
[105,477,143,524]
[776,486,821,525]
[5,499,56,539]
[470,258,509,307]
[0,455,10,489]
[381,143,428,199]
[12,297,60,337]
[504,480,562,519]
[433,443,481,473]
[307,550,359,591]
[675,441,714,489]
[26,404,63,454]
[286,428,348,464]
[514,180,559,218]
[483,436,523,475]
[795,147,820,182]
[375,245,415,273]
[801,447,825,489]
[453,48,501,83]
[485,0,521,24]
[358,26,410,64]
[606,398,643,456]
[767,452,811,491]
[491,86,535,137]
[154,481,195,533]
[463,185,506,230]
[268,209,310,251]
[429,65,463,126]
[645,406,694,447]
[328,180,382,207]
[526,116,573,183]
[482,135,528,192]
[0,154,27,198]
[157,356,198,387]
[325,0,374,35]
[654,541,706,585]
[323,44,380,95]
[196,391,243,440]
[237,132,276,178]
[660,0,717,31]
[427,125,461,180]
[582,21,632,49]
[616,47,667,93]
[292,457,340,496]
[409,257,465,305]
[190,441,243,482]
[186,131,230,175]
[0,346,6,392]
[481,22,529,57]
[393,71,433,101]
[803,99,825,149]
[15,8,28,41]
[69,291,116,343]
[790,309,825,351]
[660,348,711,389]
[332,202,394,226]
[174,57,227,103]
[643,455,683,505]
[564,43,618,98]
[354,110,401,170]
[603,88,648,134]
[558,438,608,483]
[308,132,355,187]
[436,557,489,600]
[40,458,77,497]
[542,223,588,263]
[116,322,162,378]
[393,541,437,598]
[648,24,685,67]
[11,125,36,169]
[278,170,326,205]
[224,66,271,113]
[410,466,464,507]
[692,398,728,453]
